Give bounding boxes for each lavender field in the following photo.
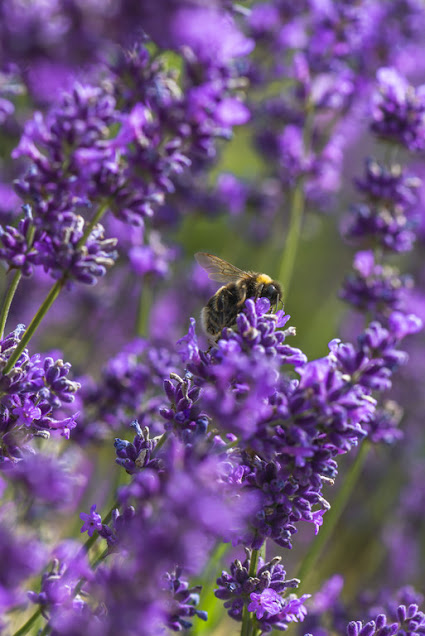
[1,2,425,635]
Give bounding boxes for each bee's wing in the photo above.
[195,252,248,283]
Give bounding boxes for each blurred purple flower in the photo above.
[162,567,207,631]
[215,98,250,126]
[0,515,47,611]
[371,67,425,151]
[340,250,413,320]
[169,7,254,64]
[216,173,248,215]
[128,232,176,281]
[3,450,85,508]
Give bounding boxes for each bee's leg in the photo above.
[256,284,264,300]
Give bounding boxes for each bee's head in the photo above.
[261,281,282,306]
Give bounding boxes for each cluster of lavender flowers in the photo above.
[296,49,425,636]
[1,2,425,636]
[339,67,425,451]
[0,1,252,302]
[176,0,425,246]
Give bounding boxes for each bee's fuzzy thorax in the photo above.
[256,274,273,285]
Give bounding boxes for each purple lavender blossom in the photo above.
[330,314,422,393]
[0,326,80,460]
[80,504,103,537]
[178,299,306,442]
[215,550,309,631]
[10,37,251,289]
[114,420,163,474]
[35,216,118,285]
[0,205,37,276]
[248,588,284,620]
[176,296,421,550]
[0,210,118,285]
[109,40,250,165]
[160,374,208,443]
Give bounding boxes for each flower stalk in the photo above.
[0,269,23,340]
[2,278,65,375]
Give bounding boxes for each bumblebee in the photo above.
[195,252,283,339]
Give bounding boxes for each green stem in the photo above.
[73,547,110,599]
[102,501,118,526]
[2,278,65,375]
[241,604,253,636]
[76,202,108,249]
[296,442,370,588]
[12,607,42,636]
[248,548,260,578]
[0,270,22,339]
[241,548,261,636]
[278,182,305,295]
[80,527,101,555]
[278,99,314,297]
[91,547,110,571]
